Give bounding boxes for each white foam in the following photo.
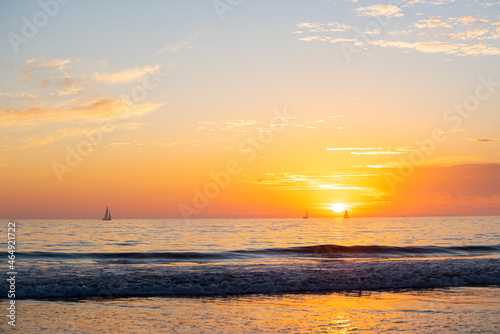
[14,258,500,299]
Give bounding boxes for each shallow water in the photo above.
[7,287,500,333]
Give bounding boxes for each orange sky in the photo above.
[1,1,500,218]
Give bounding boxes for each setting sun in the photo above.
[331,204,346,213]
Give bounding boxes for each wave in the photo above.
[10,257,500,299]
[17,244,500,264]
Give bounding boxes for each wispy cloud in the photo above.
[294,22,352,33]
[93,64,160,83]
[370,40,500,56]
[315,115,344,123]
[2,58,165,129]
[293,3,500,58]
[104,138,181,149]
[455,16,489,25]
[157,32,202,54]
[413,16,453,29]
[22,58,72,81]
[21,122,145,149]
[0,57,166,160]
[0,97,162,129]
[401,0,458,6]
[0,92,38,101]
[251,171,382,195]
[353,5,404,18]
[448,29,489,40]
[469,138,499,143]
[195,119,258,132]
[326,147,421,155]
[351,151,405,155]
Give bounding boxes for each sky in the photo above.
[0,0,499,218]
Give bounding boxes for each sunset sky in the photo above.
[1,0,499,218]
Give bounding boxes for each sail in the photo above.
[344,209,349,218]
[103,206,112,220]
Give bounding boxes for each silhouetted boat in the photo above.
[303,210,308,219]
[344,209,349,218]
[102,206,112,220]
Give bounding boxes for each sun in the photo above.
[331,204,346,213]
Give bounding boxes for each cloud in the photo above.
[354,5,404,18]
[351,151,404,155]
[448,29,489,40]
[22,58,163,89]
[0,96,163,128]
[92,64,160,83]
[251,171,380,195]
[388,29,414,36]
[298,36,320,42]
[469,138,499,143]
[22,58,72,81]
[326,147,421,155]
[455,16,489,25]
[0,92,38,101]
[157,32,202,54]
[295,22,352,33]
[315,115,344,123]
[22,127,89,148]
[297,22,320,29]
[104,138,180,149]
[293,5,500,58]
[370,40,500,56]
[0,57,167,168]
[454,43,500,56]
[195,119,258,131]
[401,0,458,5]
[329,38,362,44]
[437,128,464,134]
[356,162,401,168]
[413,17,452,29]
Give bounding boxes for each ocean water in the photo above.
[2,216,500,333]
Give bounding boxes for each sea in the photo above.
[1,216,499,333]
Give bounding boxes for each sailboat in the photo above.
[343,209,349,218]
[102,206,112,221]
[303,210,309,219]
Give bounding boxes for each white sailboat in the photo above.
[102,206,112,221]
